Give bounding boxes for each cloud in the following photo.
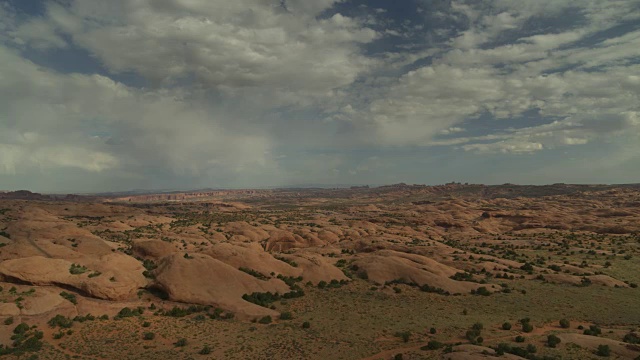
[1,0,640,190]
[43,0,377,100]
[0,44,276,184]
[343,0,640,156]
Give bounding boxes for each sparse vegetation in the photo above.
[69,263,88,275]
[59,291,77,305]
[547,334,561,348]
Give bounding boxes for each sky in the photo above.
[1,0,639,193]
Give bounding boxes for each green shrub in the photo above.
[280,312,292,320]
[430,327,437,334]
[474,286,491,296]
[59,291,77,305]
[4,317,14,325]
[48,315,73,329]
[560,319,570,328]
[199,345,212,355]
[239,267,269,280]
[143,332,155,340]
[174,338,187,347]
[520,263,534,272]
[547,334,561,348]
[302,321,310,329]
[522,323,534,333]
[623,332,640,344]
[258,316,272,324]
[584,325,602,336]
[502,322,512,330]
[395,331,411,343]
[515,336,525,343]
[596,344,610,357]
[421,340,444,350]
[69,263,88,275]
[13,323,30,334]
[114,306,144,319]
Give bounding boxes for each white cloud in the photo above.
[1,0,640,189]
[42,0,377,102]
[0,44,276,181]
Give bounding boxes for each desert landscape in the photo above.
[0,183,639,359]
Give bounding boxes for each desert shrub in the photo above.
[275,256,298,267]
[520,263,534,272]
[4,324,43,356]
[142,321,151,328]
[395,331,411,343]
[466,329,481,343]
[451,272,475,282]
[59,291,77,305]
[258,316,272,324]
[393,354,403,360]
[114,306,144,319]
[584,325,602,336]
[143,332,155,340]
[560,319,570,328]
[422,340,444,350]
[4,317,14,325]
[280,312,292,320]
[522,322,534,333]
[596,344,610,357]
[317,280,327,289]
[547,334,561,348]
[515,336,525,342]
[277,274,304,289]
[580,277,592,287]
[239,267,269,280]
[302,321,310,329]
[494,343,537,358]
[174,338,187,347]
[430,327,437,334]
[419,284,449,295]
[474,286,491,296]
[13,323,30,334]
[199,345,212,355]
[48,315,73,329]
[623,332,640,344]
[526,344,537,353]
[502,322,512,330]
[69,263,88,275]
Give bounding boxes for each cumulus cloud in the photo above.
[1,0,639,190]
[345,0,640,157]
[0,44,275,183]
